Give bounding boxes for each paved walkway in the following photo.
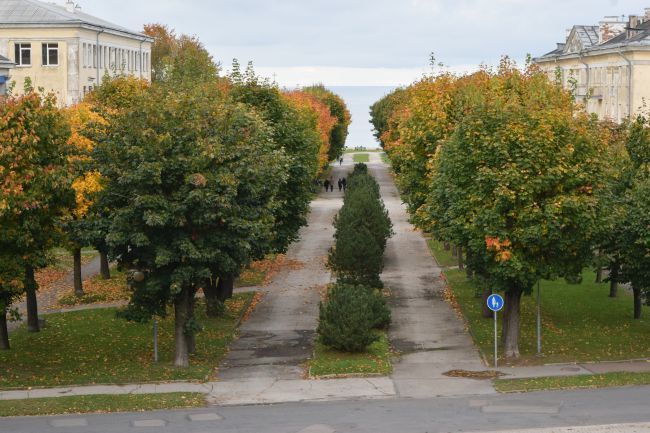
[216,160,351,381]
[367,152,496,398]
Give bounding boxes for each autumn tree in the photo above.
[303,85,351,160]
[0,86,74,341]
[428,62,604,359]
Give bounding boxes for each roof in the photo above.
[0,0,151,40]
[536,20,650,62]
[0,54,14,68]
[573,25,600,48]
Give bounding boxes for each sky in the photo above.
[71,0,650,146]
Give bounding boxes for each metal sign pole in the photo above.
[494,309,498,368]
[153,317,159,363]
[536,281,542,356]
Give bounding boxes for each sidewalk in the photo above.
[1,358,649,405]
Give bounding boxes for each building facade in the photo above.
[535,10,650,122]
[0,0,153,105]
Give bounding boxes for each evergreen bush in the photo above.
[317,283,380,352]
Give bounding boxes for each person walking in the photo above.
[339,157,343,165]
[341,177,347,191]
[338,178,343,191]
[329,177,334,192]
[323,179,330,192]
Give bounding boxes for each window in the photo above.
[41,43,59,66]
[14,43,31,66]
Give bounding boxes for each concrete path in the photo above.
[367,152,496,398]
[216,160,351,381]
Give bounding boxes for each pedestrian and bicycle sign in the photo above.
[487,294,504,312]
[486,293,505,368]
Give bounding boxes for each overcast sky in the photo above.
[74,0,650,86]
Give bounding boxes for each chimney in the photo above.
[628,15,640,39]
[65,1,75,13]
[598,16,626,43]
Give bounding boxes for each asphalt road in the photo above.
[2,386,650,433]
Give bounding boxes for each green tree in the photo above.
[0,87,74,343]
[229,65,320,254]
[91,78,286,366]
[428,63,604,359]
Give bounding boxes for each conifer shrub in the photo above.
[317,283,380,352]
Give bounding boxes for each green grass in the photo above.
[444,268,650,366]
[308,331,392,377]
[494,372,650,393]
[426,237,458,268]
[380,153,390,165]
[0,292,255,390]
[0,393,206,417]
[353,153,370,163]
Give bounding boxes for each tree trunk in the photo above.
[443,242,450,251]
[609,265,618,298]
[204,278,221,317]
[0,310,9,350]
[25,265,40,333]
[99,250,110,280]
[217,276,234,302]
[481,287,492,318]
[73,248,84,297]
[187,293,196,355]
[173,287,191,367]
[502,287,524,359]
[451,245,458,257]
[457,246,464,270]
[633,287,642,320]
[595,267,603,283]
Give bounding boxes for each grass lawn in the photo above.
[444,268,650,366]
[0,393,206,417]
[426,237,458,268]
[494,372,650,393]
[0,293,255,390]
[352,153,370,163]
[308,331,392,377]
[380,153,390,165]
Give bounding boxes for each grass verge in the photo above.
[0,393,205,417]
[442,267,650,366]
[426,233,650,366]
[0,292,255,389]
[380,153,390,165]
[308,331,392,377]
[494,372,650,393]
[352,153,370,163]
[425,237,457,268]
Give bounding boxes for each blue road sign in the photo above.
[487,294,504,312]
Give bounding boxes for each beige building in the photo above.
[535,10,650,122]
[0,0,153,105]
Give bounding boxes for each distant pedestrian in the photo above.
[338,178,343,191]
[339,157,343,165]
[329,177,334,192]
[323,179,330,192]
[341,177,347,191]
